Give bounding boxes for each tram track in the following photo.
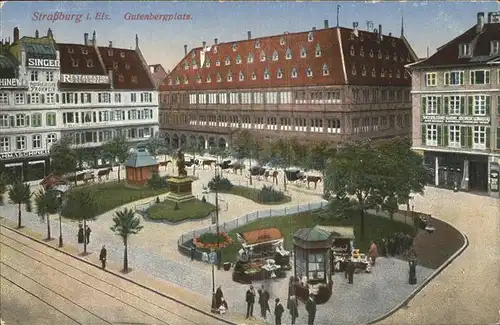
[0,226,223,325]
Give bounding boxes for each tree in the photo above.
[34,189,61,240]
[265,137,305,191]
[102,135,130,182]
[8,179,33,228]
[50,135,78,183]
[110,208,143,272]
[305,141,336,172]
[146,133,163,160]
[0,173,7,205]
[231,130,262,185]
[185,139,205,176]
[209,145,231,176]
[61,188,99,254]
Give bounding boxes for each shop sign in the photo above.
[0,79,25,88]
[0,150,48,160]
[421,115,491,125]
[29,82,57,92]
[61,74,109,84]
[28,58,60,68]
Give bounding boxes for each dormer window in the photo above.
[322,64,329,76]
[369,49,374,58]
[361,65,366,76]
[381,68,385,77]
[191,52,196,58]
[184,62,189,70]
[227,71,233,82]
[252,71,257,80]
[377,50,382,59]
[272,50,279,61]
[491,41,500,55]
[264,68,270,80]
[213,46,218,54]
[308,32,314,42]
[125,63,130,70]
[400,55,405,62]
[360,47,364,57]
[72,60,78,67]
[350,33,355,40]
[350,45,355,56]
[277,68,283,79]
[225,57,231,65]
[280,37,285,45]
[260,51,266,62]
[388,69,393,78]
[175,77,180,85]
[291,68,297,78]
[82,48,88,55]
[68,48,74,54]
[239,71,244,81]
[113,61,119,69]
[192,59,198,69]
[391,39,396,47]
[108,50,113,56]
[232,42,237,51]
[206,75,212,83]
[205,58,211,68]
[459,43,471,57]
[236,55,242,64]
[393,53,398,61]
[407,56,411,63]
[120,52,125,58]
[183,77,188,85]
[196,75,201,83]
[359,33,364,42]
[255,40,260,48]
[404,70,410,79]
[86,59,93,68]
[118,75,124,82]
[300,47,307,58]
[315,44,322,57]
[285,48,292,60]
[306,67,313,78]
[396,69,401,78]
[248,53,254,63]
[132,76,138,84]
[351,64,356,75]
[216,59,220,66]
[371,68,376,77]
[385,51,389,60]
[168,78,172,85]
[217,73,222,83]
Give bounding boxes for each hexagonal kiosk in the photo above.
[291,225,334,304]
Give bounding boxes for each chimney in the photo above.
[184,44,188,55]
[388,32,392,36]
[108,70,114,89]
[92,30,96,45]
[477,12,485,33]
[378,24,382,39]
[353,22,359,35]
[324,20,329,29]
[202,41,206,48]
[312,27,316,31]
[214,38,218,45]
[109,41,113,47]
[247,31,251,40]
[47,28,53,38]
[487,12,493,23]
[84,33,89,45]
[135,34,139,49]
[35,30,39,38]
[13,27,19,43]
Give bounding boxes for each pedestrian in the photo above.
[77,224,84,244]
[346,258,355,284]
[369,240,378,266]
[274,298,284,325]
[245,285,255,319]
[383,238,389,257]
[99,245,107,269]
[259,285,270,319]
[215,285,223,309]
[85,225,91,244]
[306,293,317,325]
[190,246,195,261]
[287,294,299,325]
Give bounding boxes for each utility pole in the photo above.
[336,5,340,27]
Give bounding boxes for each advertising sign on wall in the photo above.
[0,150,48,160]
[28,58,60,68]
[29,82,58,92]
[421,115,491,125]
[61,74,109,84]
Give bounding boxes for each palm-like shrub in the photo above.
[110,208,144,272]
[34,189,61,239]
[257,185,285,203]
[8,179,33,228]
[208,175,233,192]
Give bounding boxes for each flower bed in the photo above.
[193,232,233,249]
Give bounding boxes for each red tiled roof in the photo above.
[411,23,500,68]
[160,26,415,91]
[57,43,155,90]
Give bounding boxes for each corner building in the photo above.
[409,12,500,197]
[159,19,417,150]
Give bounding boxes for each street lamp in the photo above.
[52,184,69,247]
[210,166,221,313]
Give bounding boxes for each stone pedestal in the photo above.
[165,177,195,203]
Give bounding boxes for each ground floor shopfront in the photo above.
[0,155,51,182]
[422,150,500,198]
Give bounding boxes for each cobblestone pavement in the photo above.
[378,187,500,325]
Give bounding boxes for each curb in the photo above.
[0,224,238,325]
[367,217,470,324]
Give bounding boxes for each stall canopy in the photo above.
[316,226,354,239]
[237,228,283,248]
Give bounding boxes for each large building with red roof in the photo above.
[159,19,417,150]
[0,28,158,181]
[407,12,500,197]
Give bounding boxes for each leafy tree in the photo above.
[305,140,336,172]
[110,208,143,272]
[102,135,130,182]
[8,179,33,228]
[61,188,99,254]
[147,171,167,190]
[146,133,163,160]
[34,189,61,240]
[209,145,231,176]
[265,137,305,191]
[185,139,205,176]
[50,135,78,183]
[231,130,262,185]
[0,173,7,205]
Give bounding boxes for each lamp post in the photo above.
[210,166,221,313]
[53,185,69,247]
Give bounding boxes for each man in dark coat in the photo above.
[99,245,107,269]
[287,295,299,325]
[258,285,270,319]
[245,285,255,319]
[85,225,91,244]
[77,224,84,244]
[346,258,355,284]
[305,293,317,325]
[215,285,223,309]
[274,298,284,325]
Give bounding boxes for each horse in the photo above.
[300,175,323,189]
[249,166,267,180]
[265,170,279,185]
[230,162,245,175]
[97,167,113,182]
[185,159,200,167]
[202,159,217,170]
[82,171,95,184]
[159,160,172,170]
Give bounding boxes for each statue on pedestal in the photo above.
[176,148,187,177]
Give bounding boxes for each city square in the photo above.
[1,1,500,325]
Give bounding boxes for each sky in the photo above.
[1,1,500,71]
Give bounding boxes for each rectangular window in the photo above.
[46,113,56,126]
[32,134,42,149]
[426,96,439,115]
[140,92,152,102]
[0,114,11,127]
[15,114,29,127]
[449,125,461,148]
[114,93,121,103]
[447,96,463,115]
[80,93,92,104]
[30,71,39,82]
[31,113,42,127]
[473,95,489,115]
[470,70,490,85]
[29,93,40,104]
[497,127,500,150]
[444,71,464,86]
[15,136,26,150]
[473,126,487,149]
[46,71,54,82]
[426,124,438,146]
[45,93,55,104]
[491,41,499,55]
[0,137,10,152]
[14,93,25,104]
[459,43,471,57]
[98,93,111,103]
[425,72,437,86]
[130,93,137,102]
[0,93,8,104]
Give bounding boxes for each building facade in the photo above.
[0,28,158,181]
[409,12,500,197]
[159,19,417,150]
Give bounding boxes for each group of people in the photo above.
[245,284,317,325]
[381,233,414,257]
[77,223,92,244]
